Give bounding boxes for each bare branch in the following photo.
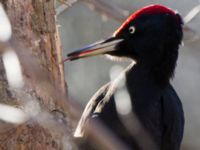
[184,4,200,24]
[56,0,78,15]
[82,0,130,22]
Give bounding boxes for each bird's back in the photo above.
[161,85,184,150]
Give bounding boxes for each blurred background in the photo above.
[57,0,200,149]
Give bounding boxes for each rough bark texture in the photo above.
[0,0,71,149]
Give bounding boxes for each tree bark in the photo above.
[0,0,73,149]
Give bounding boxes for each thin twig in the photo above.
[56,0,78,15]
[82,0,130,22]
[184,4,200,24]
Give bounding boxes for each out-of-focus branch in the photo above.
[184,4,200,24]
[56,0,78,15]
[56,0,130,20]
[57,0,77,6]
[82,0,130,22]
[182,4,200,43]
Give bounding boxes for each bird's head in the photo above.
[63,4,183,80]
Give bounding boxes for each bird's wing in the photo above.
[162,84,184,150]
[74,82,111,137]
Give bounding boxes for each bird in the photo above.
[63,4,184,150]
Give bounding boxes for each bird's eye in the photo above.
[129,26,135,34]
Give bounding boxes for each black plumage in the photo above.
[64,5,185,150]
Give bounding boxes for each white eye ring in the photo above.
[129,26,135,34]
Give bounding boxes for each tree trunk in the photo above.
[0,0,73,149]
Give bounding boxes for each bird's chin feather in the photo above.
[105,54,135,62]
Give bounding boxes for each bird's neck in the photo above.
[125,63,164,108]
[126,60,173,88]
[129,46,178,86]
